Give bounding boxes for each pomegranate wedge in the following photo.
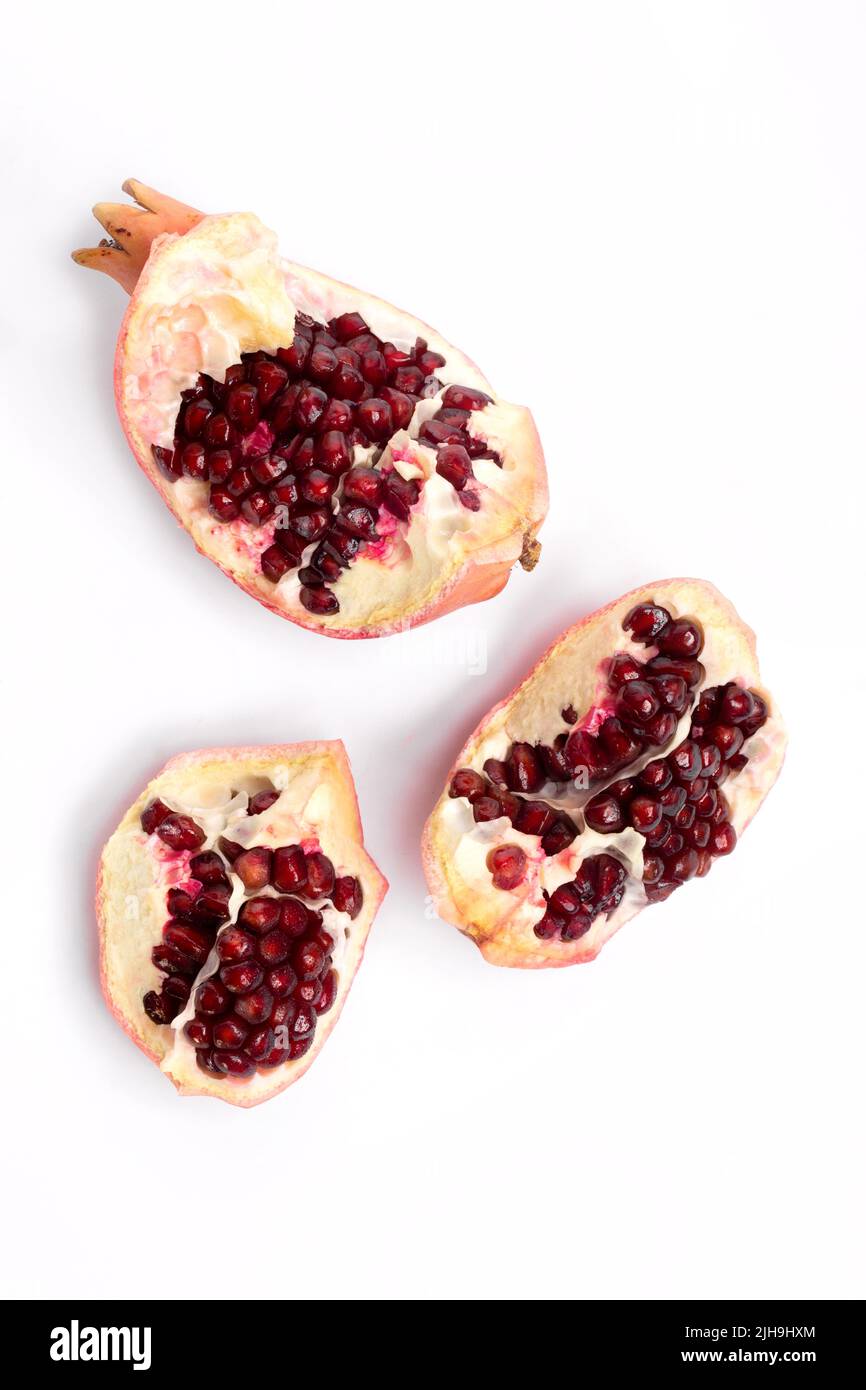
[74,180,547,637]
[423,580,786,968]
[98,744,387,1104]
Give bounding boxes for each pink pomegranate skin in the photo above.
[74,181,547,639]
[423,579,786,969]
[97,742,387,1106]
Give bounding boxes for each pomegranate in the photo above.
[73,180,547,637]
[422,580,786,967]
[98,743,387,1104]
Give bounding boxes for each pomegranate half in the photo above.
[423,580,786,968]
[98,743,387,1104]
[74,181,547,637]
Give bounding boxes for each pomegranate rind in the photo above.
[97,742,387,1105]
[422,579,787,969]
[113,209,547,638]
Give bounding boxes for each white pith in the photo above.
[423,580,787,969]
[118,213,547,635]
[97,744,387,1105]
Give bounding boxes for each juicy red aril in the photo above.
[332,876,363,918]
[180,442,208,480]
[535,854,626,942]
[234,987,274,1025]
[220,960,264,994]
[238,897,280,934]
[233,847,273,891]
[195,978,230,1016]
[657,619,704,659]
[303,852,335,900]
[487,844,527,890]
[356,397,393,441]
[436,444,473,490]
[213,1016,249,1050]
[164,921,212,963]
[217,927,256,962]
[300,586,339,616]
[343,466,383,505]
[381,475,419,521]
[213,1051,255,1078]
[257,929,290,965]
[188,850,227,884]
[183,398,214,437]
[155,813,206,852]
[152,942,198,975]
[623,603,670,644]
[141,798,172,834]
[441,385,492,411]
[506,743,544,794]
[209,488,240,522]
[272,845,307,892]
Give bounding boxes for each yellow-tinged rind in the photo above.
[97,743,387,1105]
[115,212,547,638]
[422,580,787,969]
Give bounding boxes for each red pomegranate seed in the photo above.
[332,875,363,918]
[293,940,325,981]
[607,653,644,688]
[585,793,625,833]
[203,413,232,448]
[272,845,307,892]
[235,986,274,1025]
[152,444,181,478]
[657,619,703,659]
[152,942,198,975]
[164,921,212,963]
[710,823,737,855]
[303,852,336,900]
[449,768,486,801]
[238,897,280,934]
[163,974,191,1004]
[267,963,298,997]
[143,990,176,1024]
[141,797,172,834]
[436,443,473,490]
[380,474,419,521]
[380,386,414,430]
[220,960,264,994]
[298,585,337,615]
[506,743,544,794]
[356,397,394,441]
[623,603,671,643]
[257,929,290,966]
[217,927,256,963]
[195,978,230,1016]
[232,847,272,891]
[213,1050,255,1077]
[261,546,293,582]
[213,1016,249,1050]
[184,1018,212,1046]
[226,383,259,431]
[486,844,527,890]
[209,488,240,522]
[179,441,208,480]
[156,813,206,852]
[441,385,493,411]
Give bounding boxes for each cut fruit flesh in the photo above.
[74,181,547,638]
[97,743,387,1105]
[422,579,786,968]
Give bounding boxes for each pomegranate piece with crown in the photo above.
[73,180,547,638]
[97,743,386,1105]
[423,580,786,967]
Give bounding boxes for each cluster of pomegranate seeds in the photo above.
[138,795,364,1080]
[535,855,627,941]
[584,679,768,900]
[152,310,500,614]
[448,603,707,856]
[448,766,578,856]
[544,603,705,783]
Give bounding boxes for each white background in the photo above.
[3,1,864,1300]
